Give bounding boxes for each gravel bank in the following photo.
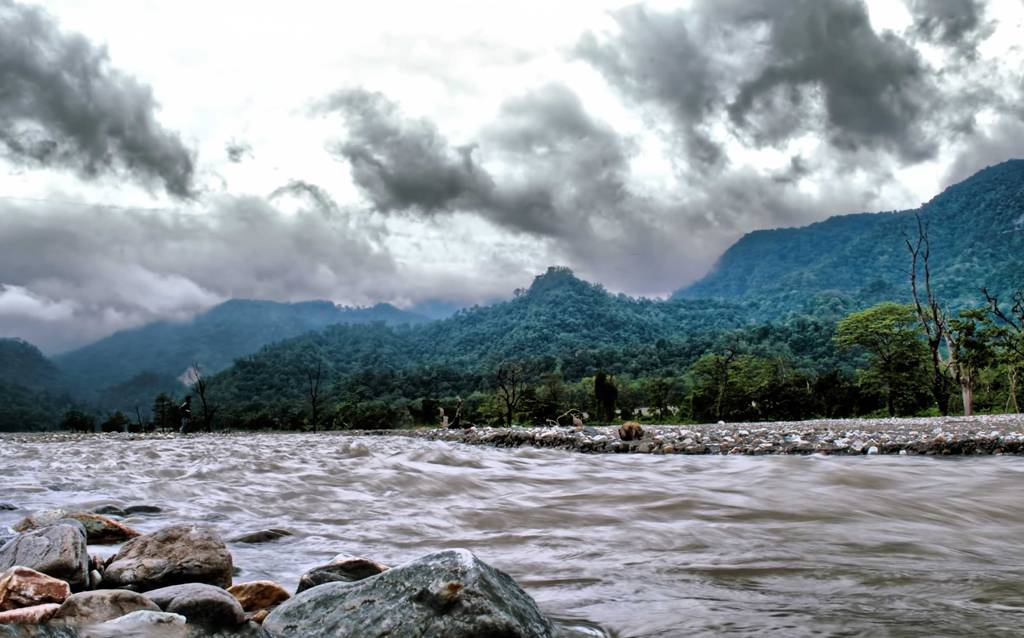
[356,414,1024,455]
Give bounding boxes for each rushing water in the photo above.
[2,433,1024,637]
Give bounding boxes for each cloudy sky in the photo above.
[1,0,1023,352]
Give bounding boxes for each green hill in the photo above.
[0,339,75,431]
[55,299,430,399]
[675,160,1024,313]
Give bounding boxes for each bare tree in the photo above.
[906,214,953,415]
[307,361,323,432]
[983,287,1024,412]
[495,362,528,427]
[190,361,216,432]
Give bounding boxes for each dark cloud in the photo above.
[908,0,990,54]
[318,89,490,213]
[225,140,253,163]
[0,0,196,197]
[578,0,946,166]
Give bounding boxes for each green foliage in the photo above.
[677,160,1024,315]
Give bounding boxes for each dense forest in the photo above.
[1,160,1021,432]
[677,160,1024,314]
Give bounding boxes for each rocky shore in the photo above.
[357,414,1024,456]
[0,507,581,638]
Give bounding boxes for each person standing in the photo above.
[178,396,192,434]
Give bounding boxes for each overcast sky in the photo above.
[1,0,1023,353]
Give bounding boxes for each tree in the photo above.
[905,214,951,415]
[189,361,216,432]
[307,361,323,432]
[983,287,1024,412]
[593,371,618,422]
[945,309,994,416]
[835,303,926,417]
[61,409,95,433]
[152,393,176,432]
[494,362,528,427]
[100,410,130,433]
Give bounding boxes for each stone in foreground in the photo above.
[0,567,71,610]
[52,589,160,625]
[295,554,388,593]
[0,524,89,591]
[227,581,290,611]
[263,549,554,638]
[13,510,139,545]
[146,583,246,629]
[102,524,233,591]
[229,529,293,544]
[0,603,60,624]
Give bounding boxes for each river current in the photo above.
[2,433,1023,637]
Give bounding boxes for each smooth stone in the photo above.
[123,506,161,516]
[264,549,554,638]
[0,603,60,624]
[0,567,71,610]
[146,583,246,628]
[0,524,90,590]
[102,609,185,626]
[229,529,293,544]
[295,555,389,593]
[90,507,125,518]
[52,589,159,625]
[0,506,16,512]
[103,524,233,592]
[14,511,139,545]
[226,581,290,611]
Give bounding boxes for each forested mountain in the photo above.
[55,299,430,398]
[0,339,75,431]
[206,267,860,428]
[676,160,1024,313]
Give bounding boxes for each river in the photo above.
[2,433,1023,637]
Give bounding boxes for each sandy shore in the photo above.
[354,414,1024,455]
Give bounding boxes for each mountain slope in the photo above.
[0,339,73,431]
[676,160,1024,312]
[55,299,430,395]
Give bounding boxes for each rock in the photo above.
[0,603,60,624]
[146,583,246,629]
[264,549,554,638]
[250,608,270,624]
[295,555,389,593]
[103,524,233,591]
[227,581,290,611]
[0,567,70,610]
[123,506,161,516]
[51,590,159,625]
[0,506,16,512]
[0,524,89,590]
[229,529,293,544]
[618,422,644,441]
[90,506,125,518]
[867,445,879,455]
[100,609,185,626]
[13,511,139,545]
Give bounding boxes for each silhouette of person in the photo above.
[178,396,192,434]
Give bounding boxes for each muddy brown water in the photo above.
[2,433,1024,637]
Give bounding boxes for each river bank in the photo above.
[353,414,1024,456]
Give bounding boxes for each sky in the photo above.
[1,0,1023,353]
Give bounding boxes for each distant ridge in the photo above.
[55,299,430,396]
[675,160,1024,313]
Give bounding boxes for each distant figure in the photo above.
[571,414,584,431]
[178,396,192,434]
[438,406,448,429]
[618,421,644,441]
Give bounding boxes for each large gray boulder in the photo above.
[102,525,233,592]
[0,524,90,591]
[263,549,554,638]
[51,589,160,625]
[146,583,246,629]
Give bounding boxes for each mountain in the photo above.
[207,267,840,427]
[0,338,75,431]
[675,160,1024,313]
[55,299,431,397]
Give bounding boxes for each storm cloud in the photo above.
[0,0,196,197]
[909,0,990,54]
[578,0,947,165]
